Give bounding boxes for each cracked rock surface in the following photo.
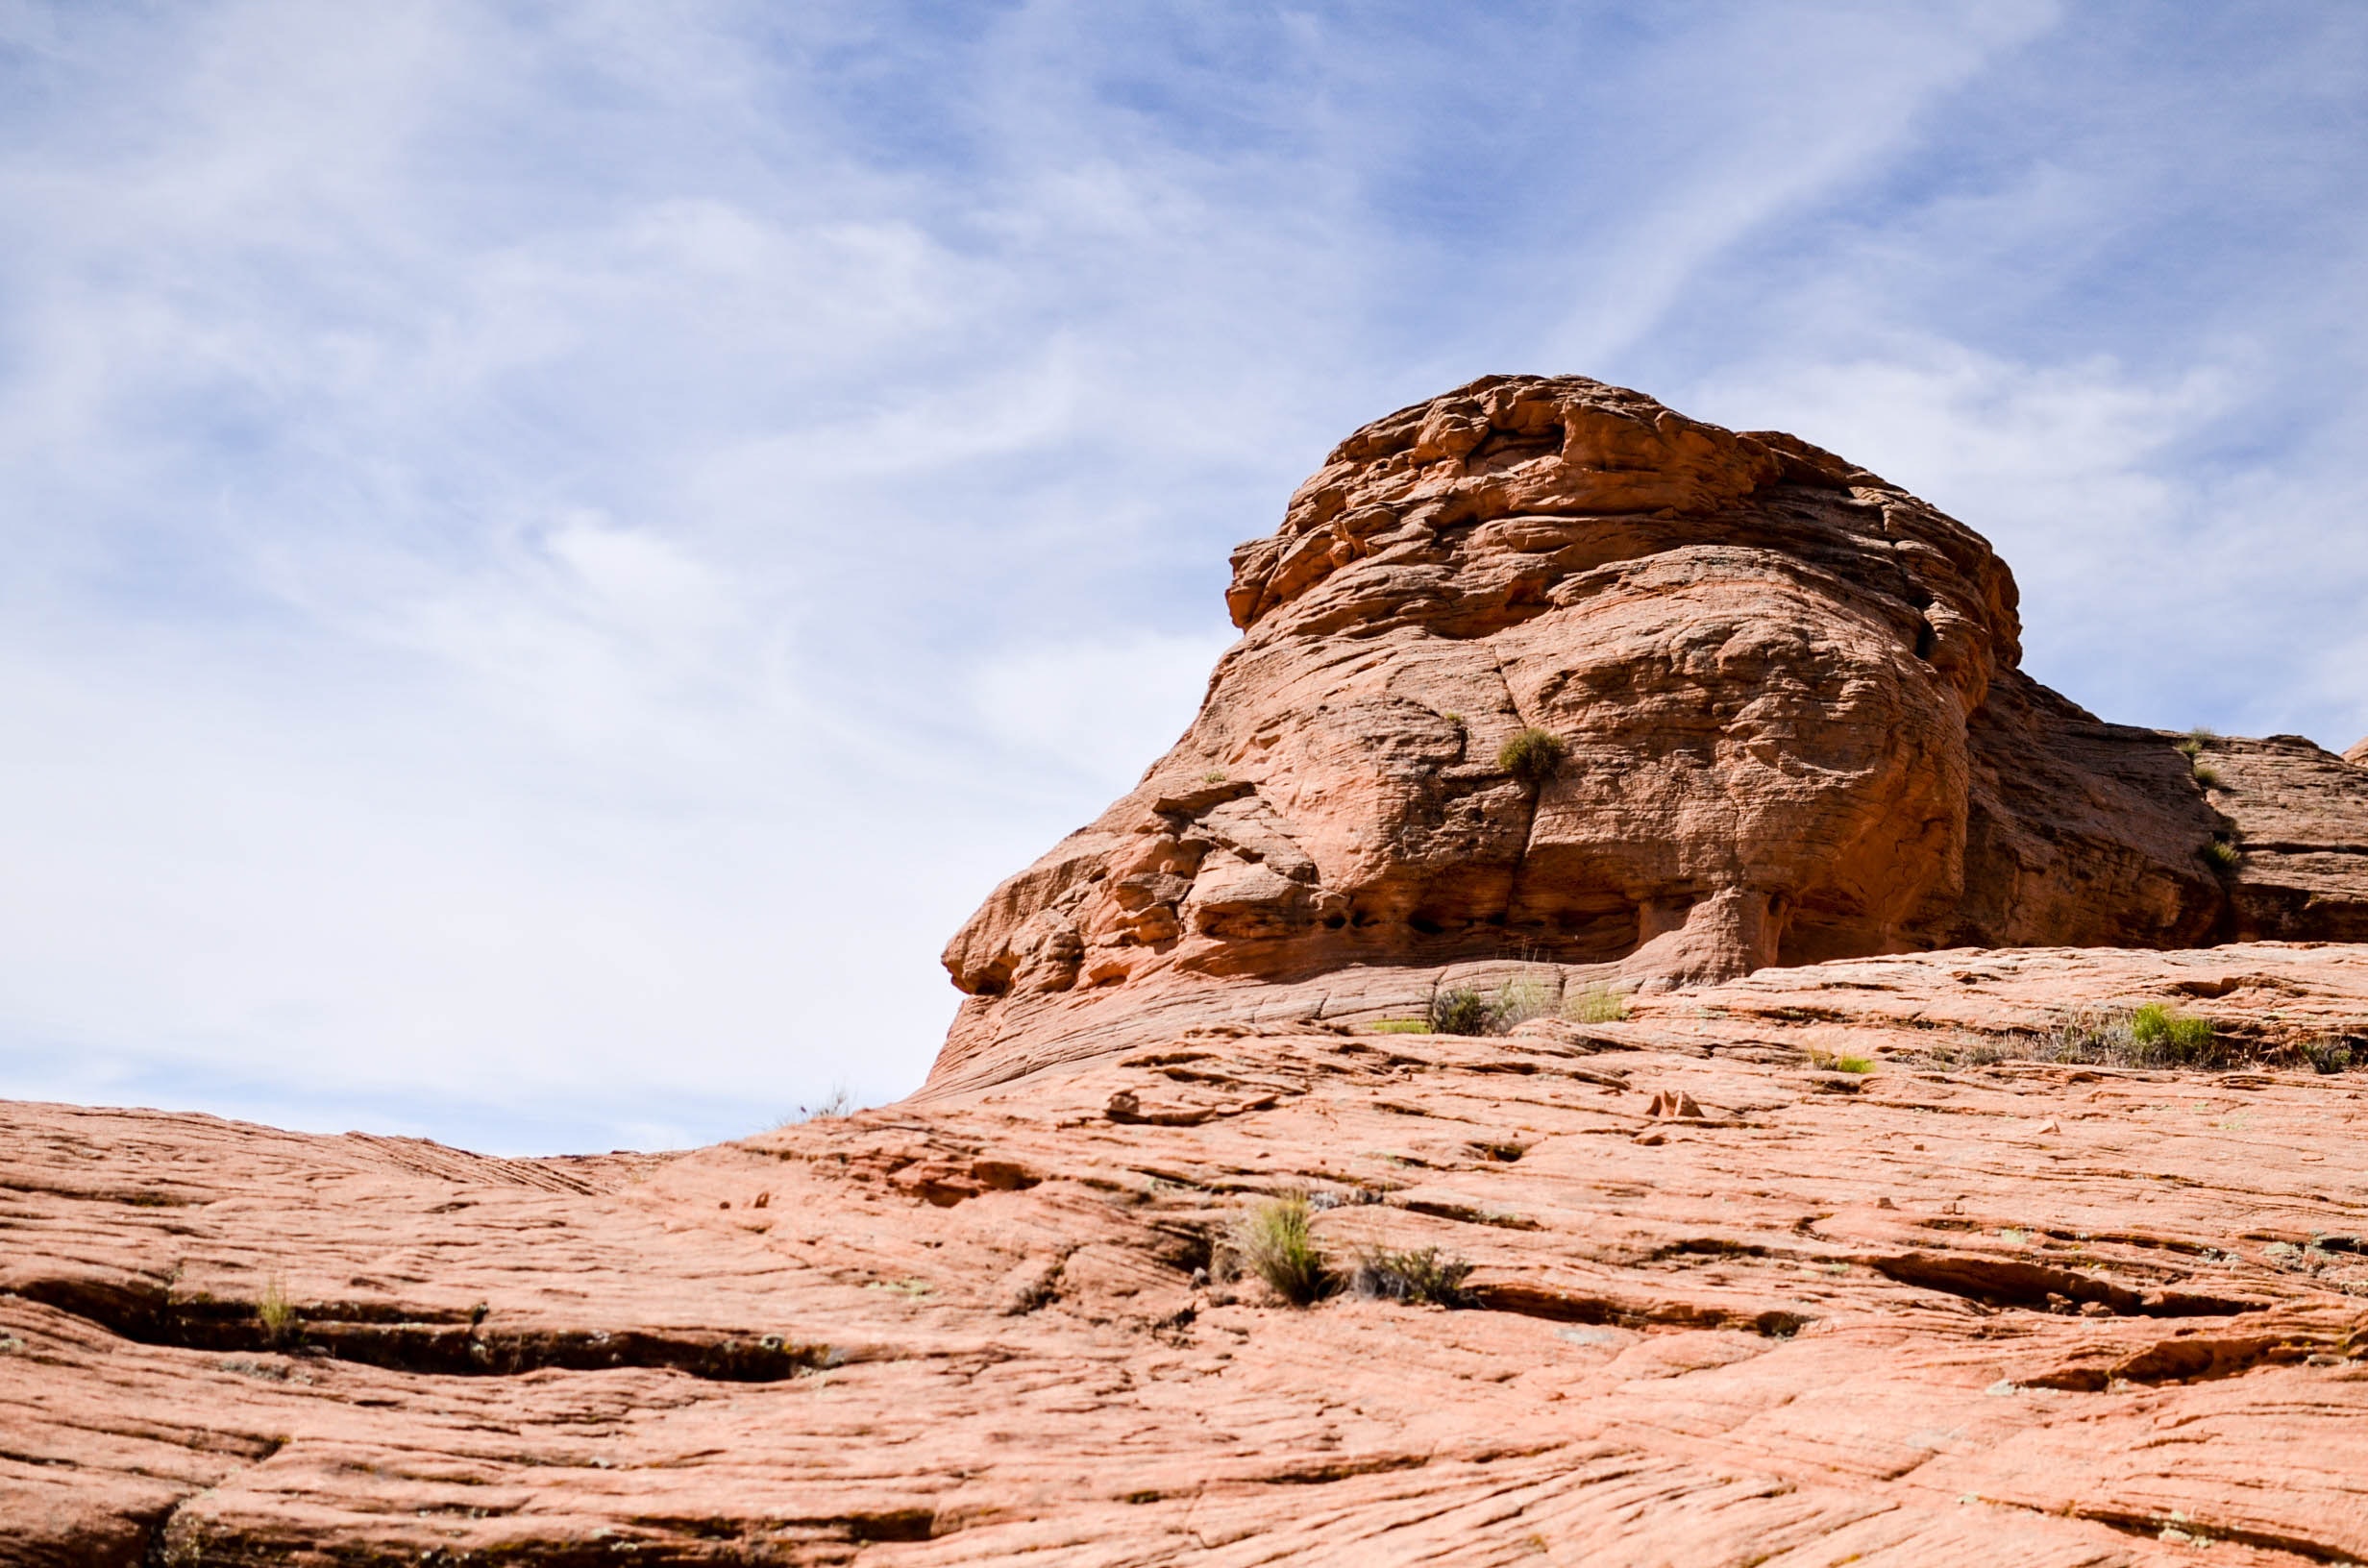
[8,943,2368,1564]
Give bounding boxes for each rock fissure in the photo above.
[2076,1504,2359,1564]
[11,1277,834,1384]
[1864,1252,2264,1318]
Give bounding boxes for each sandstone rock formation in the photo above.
[2348,735,2368,768]
[2201,734,2368,945]
[935,377,2368,1092]
[9,944,2368,1564]
[10,376,2367,1566]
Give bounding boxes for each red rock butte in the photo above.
[934,375,2368,1093]
[9,377,2368,1567]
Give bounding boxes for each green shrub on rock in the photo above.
[1497,727,1567,787]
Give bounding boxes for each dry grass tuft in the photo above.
[1566,983,1627,1023]
[1349,1246,1474,1307]
[1230,1194,1333,1306]
[256,1273,300,1347]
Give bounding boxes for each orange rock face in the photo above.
[936,377,2368,1092]
[9,944,2368,1564]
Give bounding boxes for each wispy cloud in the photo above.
[1,1,2362,1150]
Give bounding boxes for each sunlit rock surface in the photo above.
[8,945,2368,1563]
[935,377,2368,1093]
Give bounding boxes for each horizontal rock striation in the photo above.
[933,377,2368,1092]
[10,943,2368,1564]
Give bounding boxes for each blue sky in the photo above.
[2,1,2363,1153]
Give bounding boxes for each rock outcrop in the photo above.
[935,377,2368,1092]
[10,944,2368,1564]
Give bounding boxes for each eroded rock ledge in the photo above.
[934,376,2368,1093]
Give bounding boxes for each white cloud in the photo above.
[1689,335,2366,743]
[969,629,1236,795]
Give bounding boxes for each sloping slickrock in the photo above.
[8,943,2368,1565]
[933,377,2368,1093]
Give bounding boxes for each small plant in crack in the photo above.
[1229,1193,1334,1306]
[1497,727,1567,788]
[256,1272,300,1348]
[2129,1002,2218,1064]
[2300,1035,2357,1074]
[1349,1246,1475,1308]
[2178,728,2231,791]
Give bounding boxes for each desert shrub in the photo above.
[2178,725,2219,757]
[1928,1035,2013,1069]
[2190,762,2226,791]
[2202,839,2242,871]
[1232,1194,1333,1306]
[1368,1017,1431,1034]
[1492,978,1557,1028]
[1834,1055,1875,1074]
[1350,1245,1475,1307]
[2033,1004,2227,1068]
[2129,1002,2219,1065]
[1566,983,1627,1023]
[2036,1009,2136,1065]
[1497,727,1568,787]
[2298,1036,2357,1075]
[1429,986,1499,1036]
[256,1273,299,1347]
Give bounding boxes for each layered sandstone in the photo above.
[9,944,2368,1564]
[935,378,2368,1092]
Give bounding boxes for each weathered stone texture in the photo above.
[8,945,2368,1564]
[935,377,2368,1092]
